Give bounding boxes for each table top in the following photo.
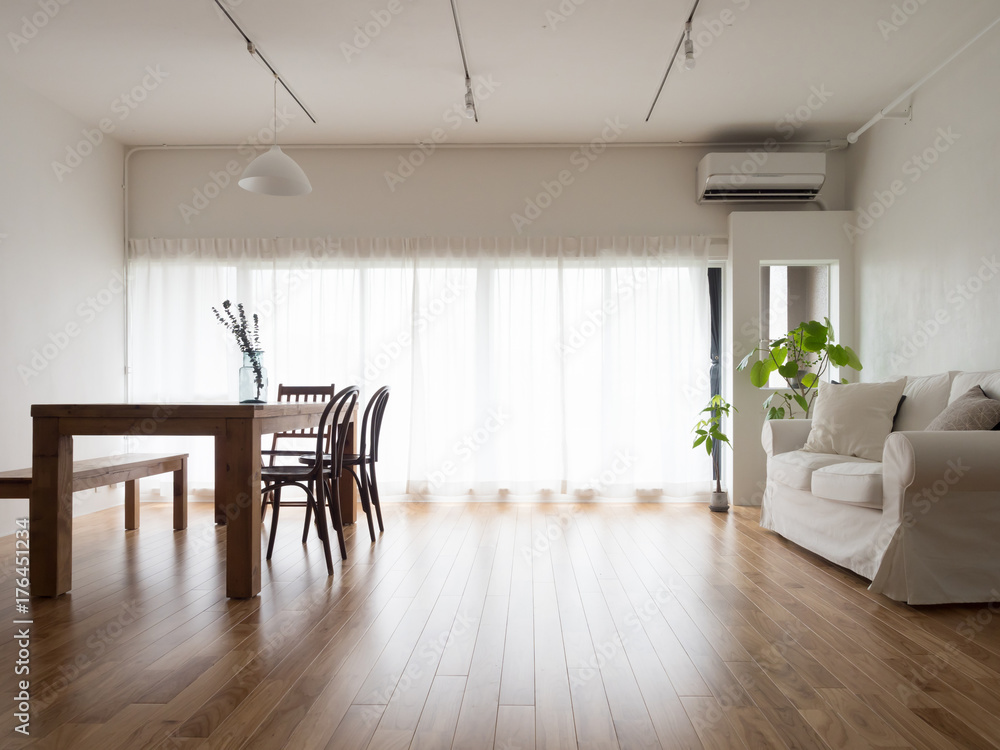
[31,402,330,419]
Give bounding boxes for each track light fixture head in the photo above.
[464,77,476,120]
[683,21,696,70]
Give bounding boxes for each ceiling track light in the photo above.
[646,0,703,122]
[449,0,478,122]
[212,0,316,124]
[464,78,476,120]
[683,22,696,70]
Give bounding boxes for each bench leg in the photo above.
[173,457,188,530]
[125,480,139,530]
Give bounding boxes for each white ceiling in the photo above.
[2,0,998,146]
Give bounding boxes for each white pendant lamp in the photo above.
[240,77,312,197]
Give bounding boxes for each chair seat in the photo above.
[299,453,370,466]
[261,464,316,480]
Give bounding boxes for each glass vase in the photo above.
[239,351,268,403]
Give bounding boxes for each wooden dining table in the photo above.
[30,402,357,599]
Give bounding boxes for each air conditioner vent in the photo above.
[697,152,826,204]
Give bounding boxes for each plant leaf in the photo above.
[827,344,848,367]
[778,362,798,379]
[844,346,863,370]
[800,372,818,388]
[802,320,827,338]
[750,360,770,388]
[793,394,810,413]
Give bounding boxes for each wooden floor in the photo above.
[3,502,1000,750]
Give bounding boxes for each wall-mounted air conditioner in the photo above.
[696,152,826,203]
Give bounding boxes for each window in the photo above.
[126,236,715,499]
[760,264,830,388]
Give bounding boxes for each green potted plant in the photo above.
[693,394,736,512]
[737,318,862,419]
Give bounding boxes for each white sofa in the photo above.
[760,369,1000,604]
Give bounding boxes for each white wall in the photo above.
[0,72,126,537]
[128,145,847,238]
[847,29,1000,380]
[728,211,856,506]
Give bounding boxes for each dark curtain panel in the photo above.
[708,267,722,481]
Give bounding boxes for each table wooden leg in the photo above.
[222,418,262,598]
[340,420,357,525]
[173,456,188,531]
[30,417,73,597]
[214,441,227,525]
[125,480,139,530]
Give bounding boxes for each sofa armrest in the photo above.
[761,419,812,458]
[883,431,1000,503]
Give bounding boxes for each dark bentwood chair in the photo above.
[260,383,336,545]
[261,386,357,573]
[346,386,390,541]
[301,386,390,543]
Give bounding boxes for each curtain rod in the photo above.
[124,140,844,152]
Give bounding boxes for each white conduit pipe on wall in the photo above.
[847,14,1000,143]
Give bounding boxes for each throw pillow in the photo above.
[926,385,1000,431]
[893,372,954,431]
[948,369,1000,403]
[803,378,907,461]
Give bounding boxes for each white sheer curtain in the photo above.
[127,236,712,499]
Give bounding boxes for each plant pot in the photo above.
[239,351,268,403]
[709,491,729,513]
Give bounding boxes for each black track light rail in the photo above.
[212,0,317,124]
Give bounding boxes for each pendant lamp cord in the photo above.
[273,75,278,147]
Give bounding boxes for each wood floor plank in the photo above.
[756,706,830,750]
[813,687,911,747]
[681,696,749,750]
[567,669,620,750]
[577,590,662,749]
[531,510,577,750]
[365,595,464,747]
[494,705,535,750]
[408,675,466,750]
[451,596,509,750]
[723,705,792,750]
[325,704,385,750]
[497,507,534,706]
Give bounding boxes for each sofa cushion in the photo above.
[950,369,1000,403]
[926,385,1000,431]
[803,379,907,461]
[769,450,860,491]
[893,372,955,431]
[811,461,883,509]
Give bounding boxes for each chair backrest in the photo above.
[269,384,336,463]
[359,386,391,461]
[323,386,360,478]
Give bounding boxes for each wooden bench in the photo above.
[0,452,189,530]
